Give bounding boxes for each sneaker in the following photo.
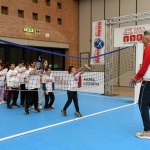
[7,105,13,109]
[44,106,51,110]
[136,131,150,139]
[24,109,30,115]
[1,101,5,104]
[39,104,43,110]
[49,106,55,110]
[33,108,41,113]
[30,105,34,110]
[11,104,20,108]
[74,112,83,117]
[61,109,67,116]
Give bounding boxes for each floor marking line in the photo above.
[0,103,135,142]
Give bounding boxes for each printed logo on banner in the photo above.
[123,36,129,42]
[130,35,136,42]
[114,24,150,47]
[137,34,142,41]
[94,38,104,49]
[123,27,146,44]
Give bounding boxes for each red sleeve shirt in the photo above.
[134,44,150,81]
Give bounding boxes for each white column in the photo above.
[134,43,144,103]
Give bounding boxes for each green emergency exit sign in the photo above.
[24,28,34,33]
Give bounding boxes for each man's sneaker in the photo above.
[24,109,30,115]
[39,104,43,110]
[33,108,41,113]
[74,112,83,117]
[61,109,67,116]
[136,131,150,139]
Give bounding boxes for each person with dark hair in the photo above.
[42,67,55,110]
[0,63,7,104]
[39,59,49,110]
[15,59,26,106]
[6,61,20,109]
[24,59,41,115]
[61,64,91,117]
[129,31,150,139]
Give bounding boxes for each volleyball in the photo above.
[94,38,104,49]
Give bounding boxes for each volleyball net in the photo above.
[0,39,135,94]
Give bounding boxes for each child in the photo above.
[39,59,49,110]
[0,63,7,104]
[42,67,55,110]
[6,61,20,109]
[61,64,91,117]
[24,59,41,115]
[15,60,26,106]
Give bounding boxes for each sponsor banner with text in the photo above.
[91,20,105,64]
[53,71,104,94]
[114,24,150,47]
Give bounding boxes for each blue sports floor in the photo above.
[0,91,149,150]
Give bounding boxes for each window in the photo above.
[32,13,38,20]
[1,6,8,15]
[32,0,38,3]
[45,0,50,6]
[18,10,24,18]
[57,2,62,9]
[45,15,51,23]
[57,18,62,25]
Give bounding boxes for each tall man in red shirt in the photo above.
[130,31,150,139]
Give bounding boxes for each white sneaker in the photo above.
[136,131,150,139]
[39,104,43,110]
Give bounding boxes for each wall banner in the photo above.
[91,20,105,64]
[114,24,150,47]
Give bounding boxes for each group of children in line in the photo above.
[0,58,91,117]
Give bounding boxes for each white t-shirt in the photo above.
[25,68,41,90]
[42,73,54,92]
[6,69,19,88]
[67,72,80,91]
[0,69,7,86]
[15,66,26,84]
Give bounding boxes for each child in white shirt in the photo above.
[42,67,55,110]
[6,62,20,109]
[0,63,7,104]
[61,64,91,117]
[24,59,41,115]
[15,60,26,106]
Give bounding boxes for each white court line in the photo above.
[0,103,135,142]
